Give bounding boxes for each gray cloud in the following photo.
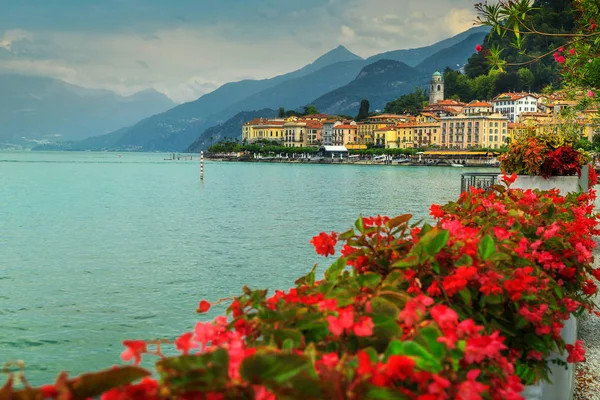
[0,0,482,103]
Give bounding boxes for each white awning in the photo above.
[321,146,348,152]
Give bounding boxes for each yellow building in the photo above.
[373,125,397,148]
[283,119,307,147]
[507,122,528,143]
[357,114,413,145]
[440,113,508,149]
[332,124,358,146]
[396,124,415,148]
[242,118,285,143]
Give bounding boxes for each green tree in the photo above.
[303,105,319,116]
[384,88,428,115]
[517,68,535,92]
[277,107,285,118]
[355,99,370,121]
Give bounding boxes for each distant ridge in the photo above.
[46,26,491,152]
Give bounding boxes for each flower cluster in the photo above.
[500,127,590,178]
[4,183,598,399]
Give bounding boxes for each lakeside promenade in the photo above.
[205,154,501,168]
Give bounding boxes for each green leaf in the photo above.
[385,340,404,358]
[402,341,442,373]
[478,235,496,260]
[324,258,347,282]
[365,386,410,399]
[15,367,151,400]
[241,353,312,384]
[419,327,446,359]
[425,230,449,256]
[458,289,472,306]
[386,214,412,229]
[456,254,473,266]
[157,348,229,393]
[355,216,365,233]
[357,272,381,289]
[391,255,420,269]
[372,315,402,342]
[295,265,317,286]
[241,353,323,399]
[338,228,355,240]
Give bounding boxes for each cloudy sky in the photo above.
[0,0,480,103]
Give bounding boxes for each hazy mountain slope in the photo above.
[307,31,488,116]
[415,31,488,72]
[309,60,424,115]
[75,46,363,152]
[208,60,367,121]
[186,109,278,153]
[0,74,175,146]
[366,26,490,66]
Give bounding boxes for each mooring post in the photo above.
[200,150,204,180]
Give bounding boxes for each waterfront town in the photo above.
[241,72,598,151]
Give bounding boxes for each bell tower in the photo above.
[429,71,444,105]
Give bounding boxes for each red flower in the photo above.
[120,340,147,365]
[583,280,597,295]
[475,44,483,53]
[569,48,575,55]
[40,385,58,399]
[501,172,517,185]
[353,316,374,337]
[230,299,243,318]
[310,232,337,257]
[327,308,354,336]
[385,355,415,380]
[566,340,585,363]
[175,332,198,355]
[430,204,445,218]
[556,55,566,64]
[589,165,598,186]
[558,47,564,53]
[197,300,211,313]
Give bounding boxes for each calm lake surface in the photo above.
[0,151,493,384]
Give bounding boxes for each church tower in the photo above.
[429,71,444,105]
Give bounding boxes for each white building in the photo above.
[492,93,539,122]
[322,120,341,146]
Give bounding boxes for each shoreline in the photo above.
[205,156,500,168]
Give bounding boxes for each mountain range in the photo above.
[29,26,489,152]
[0,75,175,149]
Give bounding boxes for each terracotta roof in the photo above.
[334,124,358,129]
[520,112,550,117]
[508,123,527,129]
[493,92,539,101]
[437,99,466,106]
[374,125,396,131]
[466,101,492,107]
[368,114,405,119]
[305,121,324,129]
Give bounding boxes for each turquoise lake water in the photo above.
[0,151,491,385]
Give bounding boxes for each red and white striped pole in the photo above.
[200,151,204,180]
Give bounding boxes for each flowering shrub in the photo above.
[500,127,590,178]
[475,0,600,101]
[2,181,598,399]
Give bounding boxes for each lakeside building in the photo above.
[356,114,412,145]
[332,123,358,146]
[464,101,493,115]
[440,113,508,149]
[240,76,598,150]
[242,118,286,144]
[492,92,539,122]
